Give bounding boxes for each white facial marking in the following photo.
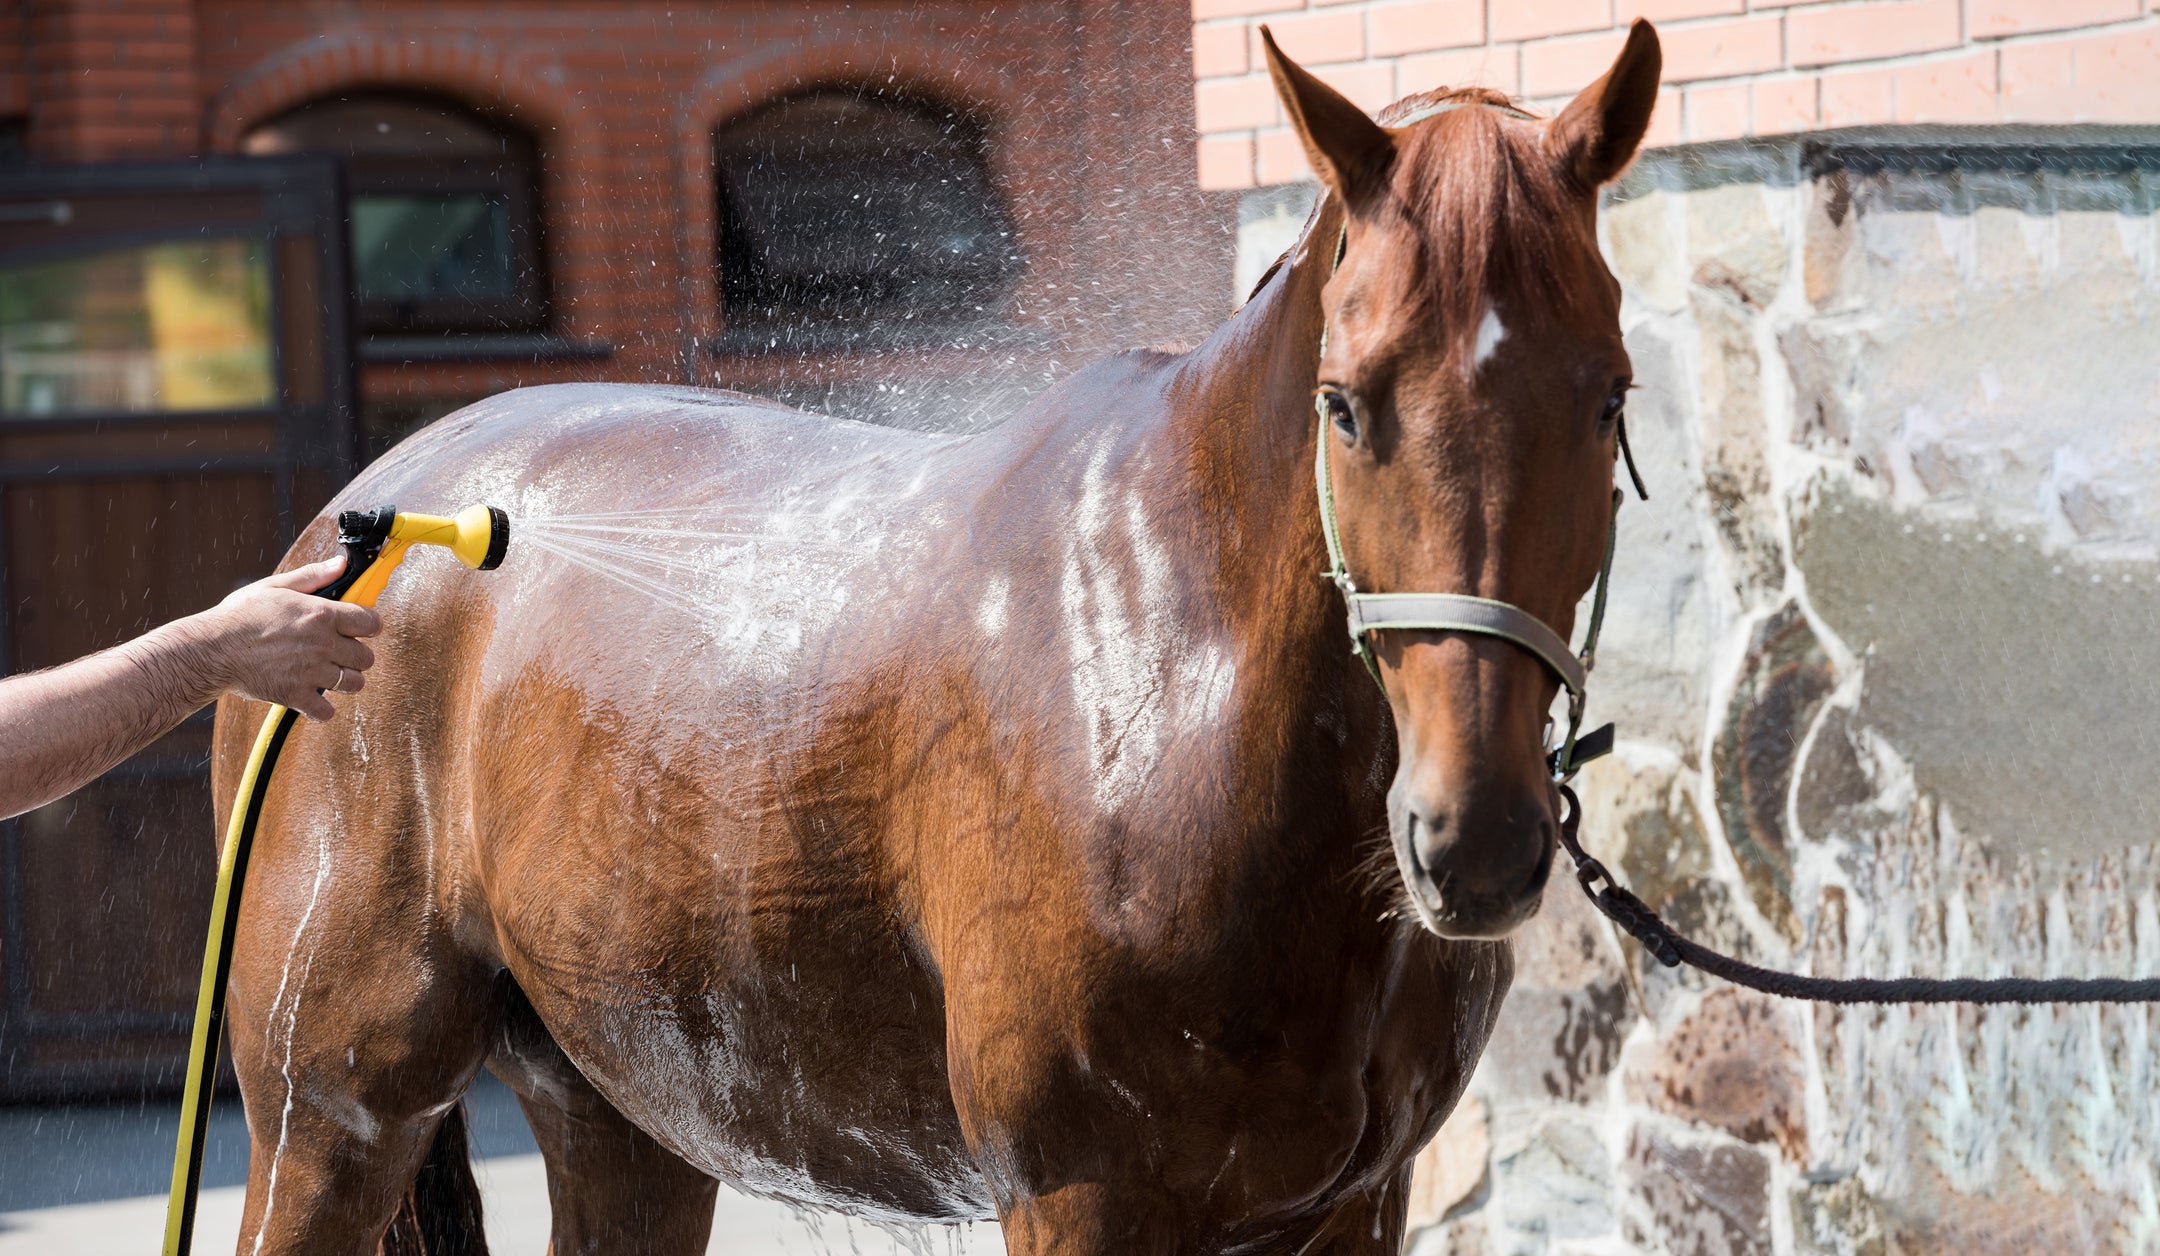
[1473,307,1508,372]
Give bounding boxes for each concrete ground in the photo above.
[0,1073,1004,1254]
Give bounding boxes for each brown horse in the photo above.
[213,23,1661,1255]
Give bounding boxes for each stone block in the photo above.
[1404,1215,1491,1256]
[1603,188,1687,313]
[1480,982,1632,1106]
[1495,1118,1615,1241]
[1574,753,1714,917]
[1777,321,1859,448]
[1686,181,1786,310]
[1803,169,1858,310]
[1797,490,2160,864]
[1624,1128,1771,1256]
[1480,877,1634,1104]
[1590,325,1720,752]
[1690,287,1784,601]
[1709,601,1836,943]
[1789,1175,1891,1256]
[1407,1096,1490,1231]
[1625,988,1807,1160]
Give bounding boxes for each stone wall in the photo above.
[1371,133,2160,1254]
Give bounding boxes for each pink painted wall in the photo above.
[1192,0,2160,188]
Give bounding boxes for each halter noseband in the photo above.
[1313,95,1636,780]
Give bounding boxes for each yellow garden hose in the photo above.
[162,504,508,1256]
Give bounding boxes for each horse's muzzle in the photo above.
[1391,785,1558,939]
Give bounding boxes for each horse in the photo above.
[212,22,1662,1254]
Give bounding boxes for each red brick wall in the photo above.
[6,1,1233,423]
[26,0,199,160]
[1193,0,2160,188]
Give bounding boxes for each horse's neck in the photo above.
[1161,198,1387,778]
[1169,197,1347,656]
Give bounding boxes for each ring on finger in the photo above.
[335,666,352,693]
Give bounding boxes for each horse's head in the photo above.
[1264,22,1662,939]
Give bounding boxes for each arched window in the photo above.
[714,92,1017,337]
[244,94,547,335]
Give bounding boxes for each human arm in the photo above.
[0,556,380,820]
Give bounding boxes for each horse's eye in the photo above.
[1316,386,1358,441]
[1601,387,1627,429]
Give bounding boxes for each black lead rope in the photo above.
[1555,785,2160,1005]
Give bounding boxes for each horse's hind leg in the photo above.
[225,872,503,1255]
[489,986,720,1253]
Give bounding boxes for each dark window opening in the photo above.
[244,95,548,335]
[714,92,1018,335]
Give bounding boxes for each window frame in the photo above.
[246,94,552,337]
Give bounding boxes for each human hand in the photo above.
[196,556,382,721]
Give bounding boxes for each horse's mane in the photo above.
[1382,87,1604,367]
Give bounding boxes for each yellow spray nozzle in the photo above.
[386,503,511,571]
[325,503,510,607]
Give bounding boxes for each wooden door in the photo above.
[0,159,353,1099]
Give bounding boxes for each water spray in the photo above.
[162,504,510,1256]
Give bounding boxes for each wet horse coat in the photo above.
[214,25,1663,1254]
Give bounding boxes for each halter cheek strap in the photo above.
[1312,402,1625,778]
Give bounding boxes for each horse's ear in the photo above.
[1261,26,1394,210]
[1547,19,1663,191]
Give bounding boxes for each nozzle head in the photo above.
[447,502,510,571]
[480,506,510,571]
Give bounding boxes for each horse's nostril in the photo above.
[1406,805,1450,874]
[1524,818,1557,895]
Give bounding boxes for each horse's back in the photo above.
[342,381,953,523]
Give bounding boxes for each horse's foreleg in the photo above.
[995,1182,1185,1255]
[489,987,720,1254]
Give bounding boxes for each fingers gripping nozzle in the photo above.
[321,503,511,606]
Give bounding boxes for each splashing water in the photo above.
[512,509,867,626]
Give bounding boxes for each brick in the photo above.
[1493,0,1615,42]
[1191,0,1300,16]
[1999,38,2076,119]
[1310,60,1398,111]
[1685,80,1752,140]
[1368,0,1485,56]
[1660,14,1784,83]
[2001,25,2160,122]
[1787,0,1961,68]
[1255,125,1315,182]
[1398,43,1524,95]
[1617,0,1743,18]
[1966,0,2141,39]
[1645,85,1683,145]
[1197,131,1256,188]
[1251,9,1366,66]
[1894,48,1998,122]
[1820,63,1897,125]
[1193,22,1250,78]
[1522,27,1629,96]
[1753,74,1819,133]
[1195,72,1279,132]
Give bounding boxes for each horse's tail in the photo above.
[381,1101,489,1256]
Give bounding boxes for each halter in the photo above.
[1312,104,1641,779]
